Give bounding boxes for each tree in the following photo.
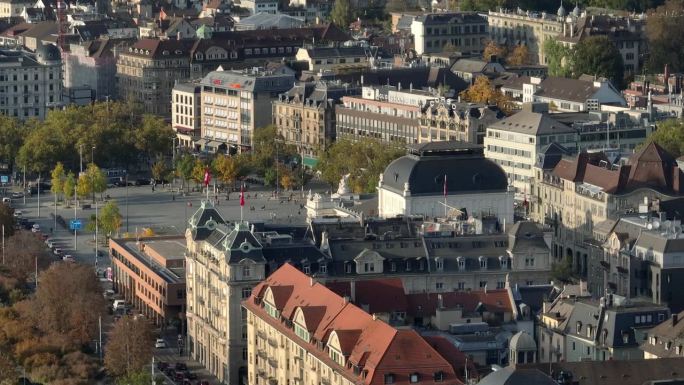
[0,351,17,385]
[543,38,573,77]
[116,371,158,385]
[63,172,76,207]
[0,116,23,172]
[551,258,574,283]
[645,0,684,72]
[280,168,295,191]
[250,125,297,176]
[507,44,530,66]
[50,162,66,200]
[34,263,106,346]
[460,0,478,10]
[212,154,243,195]
[76,172,92,201]
[100,201,123,237]
[482,41,507,61]
[640,119,684,157]
[105,316,154,377]
[134,115,174,161]
[459,76,512,114]
[3,232,52,283]
[330,0,353,29]
[85,163,106,200]
[573,35,624,88]
[0,204,14,238]
[191,159,207,187]
[316,139,403,193]
[175,154,195,192]
[151,160,169,183]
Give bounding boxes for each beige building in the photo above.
[487,7,566,65]
[172,82,202,149]
[484,103,577,198]
[199,67,294,153]
[418,99,505,144]
[0,0,32,18]
[533,142,684,274]
[272,80,358,164]
[116,39,194,116]
[410,12,488,56]
[243,263,461,385]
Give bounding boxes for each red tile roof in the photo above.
[424,336,476,384]
[406,289,513,317]
[243,264,460,385]
[326,278,408,314]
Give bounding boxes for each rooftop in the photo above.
[113,237,186,284]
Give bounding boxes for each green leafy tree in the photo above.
[316,139,403,193]
[191,159,207,187]
[63,172,76,207]
[543,38,573,77]
[105,316,154,377]
[551,257,574,283]
[50,162,66,200]
[212,154,243,195]
[645,0,684,72]
[250,125,297,175]
[573,35,624,88]
[175,154,195,192]
[86,163,107,199]
[640,119,684,157]
[0,204,15,237]
[330,0,353,28]
[100,201,123,237]
[135,115,174,160]
[0,115,22,172]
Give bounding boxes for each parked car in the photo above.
[11,192,23,199]
[62,255,75,262]
[13,210,22,217]
[134,178,151,186]
[1,197,10,204]
[46,240,55,249]
[174,362,187,371]
[31,224,40,233]
[164,368,176,377]
[156,361,169,371]
[53,248,63,256]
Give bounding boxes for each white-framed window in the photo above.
[241,287,252,299]
[242,265,250,277]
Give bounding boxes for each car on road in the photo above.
[103,289,115,299]
[155,338,167,348]
[1,197,10,204]
[53,248,63,256]
[11,192,23,199]
[13,210,22,217]
[46,240,55,249]
[112,300,127,311]
[31,224,40,233]
[62,255,75,262]
[135,178,151,186]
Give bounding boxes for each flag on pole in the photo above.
[240,184,245,207]
[203,168,211,187]
[443,174,448,197]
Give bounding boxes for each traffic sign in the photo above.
[0,175,8,184]
[69,219,83,230]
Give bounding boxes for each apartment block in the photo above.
[0,44,62,120]
[109,236,187,325]
[199,67,294,153]
[272,80,359,164]
[243,263,461,385]
[418,99,505,144]
[411,12,488,55]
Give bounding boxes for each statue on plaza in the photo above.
[337,174,351,195]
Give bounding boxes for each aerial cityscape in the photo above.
[0,0,684,384]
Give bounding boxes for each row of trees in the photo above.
[543,36,625,87]
[482,41,532,66]
[0,101,173,175]
[51,162,107,204]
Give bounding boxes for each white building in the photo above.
[0,43,62,120]
[172,82,201,149]
[377,141,514,224]
[410,12,488,55]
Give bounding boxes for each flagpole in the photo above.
[444,174,447,218]
[240,183,245,223]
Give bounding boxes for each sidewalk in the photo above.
[153,328,222,385]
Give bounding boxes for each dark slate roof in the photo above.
[381,147,508,196]
[188,202,227,241]
[477,367,557,385]
[633,231,684,254]
[536,142,570,170]
[489,111,575,136]
[523,358,684,385]
[414,12,486,25]
[507,221,547,253]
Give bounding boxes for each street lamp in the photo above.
[79,144,84,174]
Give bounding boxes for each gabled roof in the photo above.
[406,289,512,316]
[326,278,407,314]
[640,311,684,357]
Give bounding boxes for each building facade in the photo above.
[109,236,187,325]
[418,99,505,144]
[172,82,202,149]
[0,43,62,120]
[64,39,123,103]
[411,12,488,55]
[199,68,294,153]
[272,80,359,164]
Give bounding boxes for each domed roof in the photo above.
[35,43,60,63]
[572,3,580,17]
[510,331,537,351]
[557,1,566,17]
[381,146,508,196]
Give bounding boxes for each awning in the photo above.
[195,138,208,146]
[206,140,222,147]
[303,156,318,167]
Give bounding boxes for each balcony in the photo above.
[268,337,278,347]
[268,358,279,368]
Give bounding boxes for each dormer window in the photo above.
[677,345,682,355]
[345,262,352,274]
[457,257,465,271]
[666,341,673,350]
[435,258,444,271]
[418,259,425,271]
[434,371,445,382]
[264,301,279,319]
[405,260,412,271]
[303,262,311,275]
[242,265,250,278]
[384,373,395,384]
[576,321,582,333]
[162,50,169,55]
[319,263,327,274]
[410,373,420,383]
[479,256,487,269]
[587,325,593,338]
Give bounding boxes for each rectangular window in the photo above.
[364,262,374,272]
[241,287,252,299]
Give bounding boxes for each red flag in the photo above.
[203,168,211,187]
[443,174,447,198]
[240,184,245,207]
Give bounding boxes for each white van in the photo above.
[112,300,126,311]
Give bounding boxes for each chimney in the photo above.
[673,313,679,326]
[398,82,401,91]
[350,280,356,303]
[437,294,444,309]
[310,277,314,286]
[484,283,488,294]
